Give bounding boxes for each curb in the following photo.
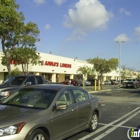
[88,88,116,93]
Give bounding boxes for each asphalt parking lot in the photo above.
[65,87,140,140]
[81,104,140,140]
[85,84,119,92]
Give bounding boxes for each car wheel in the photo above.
[28,129,49,140]
[87,112,98,132]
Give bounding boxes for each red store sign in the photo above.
[40,61,72,68]
[10,60,72,68]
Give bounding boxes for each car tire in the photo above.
[28,129,49,140]
[87,112,98,132]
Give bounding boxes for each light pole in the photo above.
[116,41,125,86]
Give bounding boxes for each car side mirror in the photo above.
[56,104,67,110]
[26,82,32,86]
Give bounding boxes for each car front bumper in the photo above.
[0,134,26,140]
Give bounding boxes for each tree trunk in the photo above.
[22,63,26,75]
[26,63,29,75]
[100,73,103,89]
[1,38,11,74]
[5,54,11,74]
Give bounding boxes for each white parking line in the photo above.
[78,107,140,140]
[129,94,138,97]
[99,123,134,129]
[93,110,140,140]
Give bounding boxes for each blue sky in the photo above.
[10,0,140,70]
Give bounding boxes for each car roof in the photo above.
[13,75,40,77]
[23,84,80,91]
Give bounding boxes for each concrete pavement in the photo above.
[85,85,120,93]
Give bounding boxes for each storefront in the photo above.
[0,52,93,83]
[0,51,123,84]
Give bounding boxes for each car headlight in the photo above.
[0,91,10,97]
[0,122,26,136]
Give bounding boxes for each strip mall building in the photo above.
[0,52,119,84]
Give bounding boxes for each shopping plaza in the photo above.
[0,51,123,84]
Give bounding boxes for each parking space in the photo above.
[65,89,140,140]
[84,107,140,140]
[65,106,140,140]
[91,88,140,98]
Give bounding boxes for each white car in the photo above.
[85,80,92,86]
[102,80,111,85]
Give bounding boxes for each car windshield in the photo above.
[1,88,57,109]
[2,77,15,85]
[10,76,27,85]
[2,76,27,86]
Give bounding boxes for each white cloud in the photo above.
[119,8,131,16]
[114,34,130,42]
[64,0,112,30]
[54,0,66,5]
[34,0,46,4]
[66,29,87,41]
[63,0,113,32]
[45,24,51,30]
[134,26,140,36]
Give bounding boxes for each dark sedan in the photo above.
[0,84,102,140]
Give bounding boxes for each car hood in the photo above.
[0,84,21,91]
[0,84,10,88]
[0,104,44,125]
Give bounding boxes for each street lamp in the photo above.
[116,41,125,86]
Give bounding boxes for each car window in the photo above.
[36,76,43,84]
[10,77,26,86]
[73,89,89,103]
[2,76,14,84]
[2,88,57,109]
[26,77,36,85]
[56,90,73,106]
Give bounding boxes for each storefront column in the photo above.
[59,74,65,82]
[103,76,106,81]
[0,73,4,84]
[70,74,74,79]
[35,72,40,75]
[52,73,56,82]
[95,75,98,79]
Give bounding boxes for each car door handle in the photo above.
[72,108,76,111]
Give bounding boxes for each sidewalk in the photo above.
[85,85,120,93]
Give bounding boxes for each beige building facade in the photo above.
[1,51,138,84]
[0,52,94,83]
[2,51,139,83]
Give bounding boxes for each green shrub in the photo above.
[9,68,22,76]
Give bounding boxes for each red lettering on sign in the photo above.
[44,61,59,67]
[60,63,71,68]
[40,60,71,68]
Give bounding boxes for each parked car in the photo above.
[0,84,102,140]
[87,79,98,86]
[102,80,111,85]
[0,75,46,101]
[45,80,51,83]
[85,80,92,86]
[77,80,91,86]
[110,80,119,85]
[61,79,82,86]
[122,79,140,88]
